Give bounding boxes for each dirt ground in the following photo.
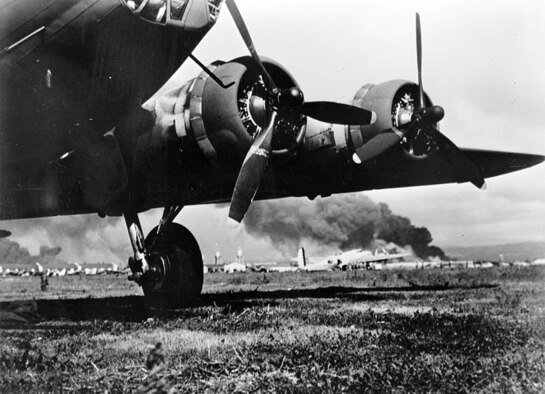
[1,267,544,392]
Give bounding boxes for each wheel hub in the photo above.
[144,252,172,291]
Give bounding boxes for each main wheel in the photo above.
[142,223,203,308]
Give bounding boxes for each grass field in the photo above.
[1,267,544,392]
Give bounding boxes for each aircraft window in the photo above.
[167,0,222,22]
[123,0,168,24]
[205,0,222,22]
[121,0,222,27]
[170,0,189,21]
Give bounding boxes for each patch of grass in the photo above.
[1,267,545,392]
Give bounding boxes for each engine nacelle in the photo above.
[349,80,438,159]
[145,56,307,171]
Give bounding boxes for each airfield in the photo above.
[1,265,544,392]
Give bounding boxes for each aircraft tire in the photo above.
[143,223,203,308]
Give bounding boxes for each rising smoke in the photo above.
[2,214,131,264]
[38,245,63,264]
[244,193,445,260]
[1,193,444,265]
[0,240,62,267]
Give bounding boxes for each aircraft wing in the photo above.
[298,262,336,272]
[350,252,411,264]
[0,1,542,225]
[337,252,412,268]
[461,149,545,179]
[356,147,544,191]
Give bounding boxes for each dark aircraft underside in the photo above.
[0,0,543,307]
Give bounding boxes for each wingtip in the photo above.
[533,153,545,165]
[463,149,545,178]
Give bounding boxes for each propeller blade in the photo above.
[225,0,277,91]
[425,126,486,189]
[353,130,402,163]
[410,15,484,188]
[302,101,376,125]
[229,111,278,223]
[416,13,425,109]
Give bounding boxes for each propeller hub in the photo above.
[276,87,304,109]
[428,105,445,122]
[412,105,445,125]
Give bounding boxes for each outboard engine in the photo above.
[349,80,439,159]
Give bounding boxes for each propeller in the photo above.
[229,112,277,223]
[224,0,277,91]
[226,0,376,223]
[416,13,425,109]
[425,125,486,189]
[353,13,486,189]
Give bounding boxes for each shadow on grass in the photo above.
[0,283,498,325]
[200,282,499,305]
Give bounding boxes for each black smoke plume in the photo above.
[244,194,445,260]
[375,203,445,259]
[0,240,63,267]
[244,194,381,255]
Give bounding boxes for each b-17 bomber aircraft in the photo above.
[0,0,543,307]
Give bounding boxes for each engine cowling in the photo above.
[199,57,306,158]
[349,80,439,159]
[146,57,306,168]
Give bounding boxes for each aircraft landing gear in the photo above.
[142,222,203,307]
[124,207,203,308]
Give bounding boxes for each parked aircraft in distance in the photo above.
[296,247,412,271]
[246,261,298,273]
[0,0,543,306]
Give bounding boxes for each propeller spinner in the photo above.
[353,13,485,190]
[225,0,376,223]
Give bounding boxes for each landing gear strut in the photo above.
[124,207,203,307]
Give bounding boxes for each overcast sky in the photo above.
[3,0,544,263]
